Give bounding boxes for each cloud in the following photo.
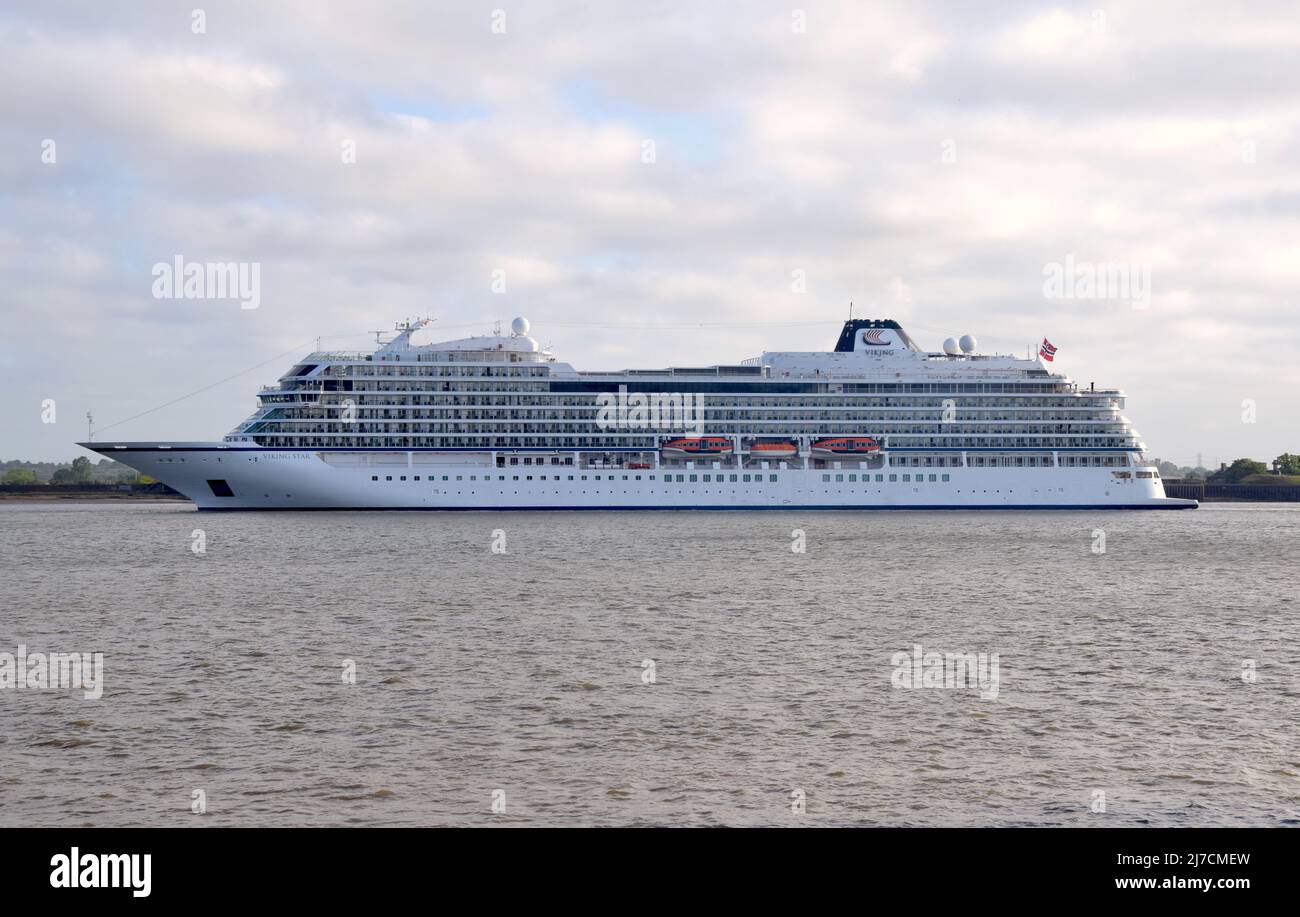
[1,0,1297,463]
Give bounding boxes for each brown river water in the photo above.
[1,502,1296,826]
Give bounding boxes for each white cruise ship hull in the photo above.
[84,445,1198,510]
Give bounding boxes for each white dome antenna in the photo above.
[511,316,530,336]
[959,334,977,354]
[942,337,960,356]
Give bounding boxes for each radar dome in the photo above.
[942,337,960,356]
[511,316,530,336]
[959,334,977,354]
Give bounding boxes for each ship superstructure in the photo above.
[80,317,1195,510]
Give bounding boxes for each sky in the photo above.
[2,0,1297,465]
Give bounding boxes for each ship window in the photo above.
[876,474,883,482]
[206,479,235,497]
[442,476,449,481]
[414,476,421,481]
[371,475,378,481]
[769,475,777,482]
[929,474,937,482]
[689,475,698,482]
[729,474,737,482]
[889,474,897,482]
[456,476,462,481]
[849,474,856,482]
[513,476,519,480]
[822,474,830,482]
[835,474,843,482]
[526,476,533,480]
[703,474,711,482]
[903,474,911,482]
[568,475,574,480]
[400,476,406,481]
[743,474,752,482]
[942,474,950,482]
[386,476,393,481]
[676,475,684,482]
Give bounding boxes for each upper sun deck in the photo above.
[268,316,1118,394]
[294,318,556,367]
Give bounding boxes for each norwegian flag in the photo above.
[1039,338,1058,362]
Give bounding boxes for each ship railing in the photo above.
[305,351,373,361]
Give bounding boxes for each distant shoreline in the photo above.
[2,490,1297,504]
[0,491,187,501]
[0,483,186,502]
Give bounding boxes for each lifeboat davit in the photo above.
[749,442,798,459]
[811,437,881,458]
[661,436,733,459]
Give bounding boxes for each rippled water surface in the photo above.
[1,502,1296,826]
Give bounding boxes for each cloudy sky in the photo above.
[3,1,1297,464]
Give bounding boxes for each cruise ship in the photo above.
[79,317,1196,510]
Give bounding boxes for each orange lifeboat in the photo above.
[661,437,733,459]
[811,437,881,458]
[749,442,798,459]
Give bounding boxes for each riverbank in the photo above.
[3,485,1297,503]
[1162,480,1300,502]
[0,484,185,501]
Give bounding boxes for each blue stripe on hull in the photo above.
[196,502,1198,512]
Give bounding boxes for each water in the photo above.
[1,502,1296,827]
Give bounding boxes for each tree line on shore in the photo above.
[1157,453,1300,484]
[1,457,154,486]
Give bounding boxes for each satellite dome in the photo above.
[942,337,960,356]
[959,334,977,354]
[511,316,530,336]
